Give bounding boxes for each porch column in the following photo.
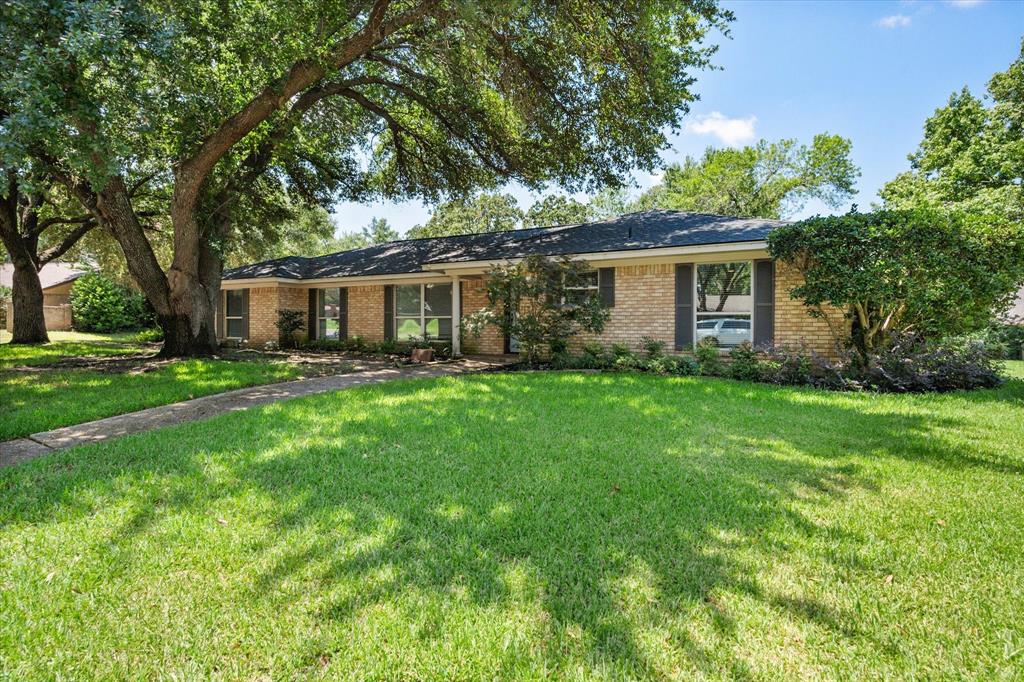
[451,274,461,356]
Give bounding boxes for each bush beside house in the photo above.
[70,273,153,333]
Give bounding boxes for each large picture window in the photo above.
[225,289,245,339]
[695,261,752,347]
[395,283,452,341]
[318,288,342,340]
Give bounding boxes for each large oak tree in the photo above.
[0,173,105,343]
[1,0,731,356]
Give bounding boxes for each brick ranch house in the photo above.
[219,209,846,356]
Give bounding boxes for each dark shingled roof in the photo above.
[223,209,786,281]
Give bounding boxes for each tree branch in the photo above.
[38,219,98,265]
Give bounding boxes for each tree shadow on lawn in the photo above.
[2,372,1022,677]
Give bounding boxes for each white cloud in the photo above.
[946,0,984,8]
[876,14,912,28]
[684,112,757,147]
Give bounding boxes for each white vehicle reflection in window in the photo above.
[695,316,752,347]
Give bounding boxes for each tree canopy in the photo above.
[880,41,1024,220]
[637,134,859,219]
[523,195,594,227]
[1,0,732,355]
[768,208,1024,363]
[408,193,524,238]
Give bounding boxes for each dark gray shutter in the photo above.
[598,267,615,307]
[307,289,317,340]
[338,287,348,339]
[215,289,223,338]
[674,264,694,351]
[241,288,250,340]
[383,285,395,340]
[753,259,775,347]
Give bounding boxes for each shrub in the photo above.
[695,337,724,376]
[610,343,632,358]
[640,336,666,359]
[860,335,1001,393]
[134,327,164,343]
[611,352,641,372]
[760,345,815,386]
[728,342,762,382]
[275,309,305,348]
[70,273,138,332]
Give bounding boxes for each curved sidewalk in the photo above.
[0,358,507,468]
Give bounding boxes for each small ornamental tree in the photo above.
[767,208,1024,365]
[463,255,610,364]
[275,309,305,349]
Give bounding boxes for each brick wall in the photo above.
[222,259,849,355]
[574,263,676,353]
[348,284,385,341]
[773,260,848,357]
[460,278,505,354]
[247,286,280,346]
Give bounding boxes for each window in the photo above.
[318,288,342,340]
[225,289,245,339]
[695,261,752,347]
[395,283,452,341]
[562,270,599,306]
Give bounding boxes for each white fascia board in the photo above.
[421,240,770,273]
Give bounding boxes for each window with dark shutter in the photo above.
[240,288,250,340]
[598,267,615,307]
[675,264,694,351]
[225,289,247,339]
[753,260,775,347]
[339,288,349,339]
[384,285,395,340]
[307,289,317,340]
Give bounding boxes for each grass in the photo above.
[0,330,150,368]
[1,366,1022,679]
[0,360,304,440]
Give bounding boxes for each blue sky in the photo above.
[331,0,1024,236]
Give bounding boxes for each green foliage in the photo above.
[70,273,149,333]
[327,217,401,253]
[464,255,610,364]
[638,134,860,219]
[695,337,724,376]
[524,195,594,227]
[768,208,1024,363]
[409,194,524,239]
[640,336,666,359]
[134,327,164,343]
[728,342,762,382]
[881,42,1024,221]
[0,285,10,302]
[274,309,305,349]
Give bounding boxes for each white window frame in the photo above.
[561,269,599,307]
[317,287,342,340]
[394,283,453,341]
[224,289,245,340]
[693,260,754,350]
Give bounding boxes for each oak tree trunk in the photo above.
[10,261,48,344]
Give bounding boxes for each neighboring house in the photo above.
[2,262,86,332]
[220,209,847,356]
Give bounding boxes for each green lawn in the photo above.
[0,330,150,368]
[0,360,304,440]
[1,367,1022,679]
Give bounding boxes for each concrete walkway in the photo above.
[0,358,507,468]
